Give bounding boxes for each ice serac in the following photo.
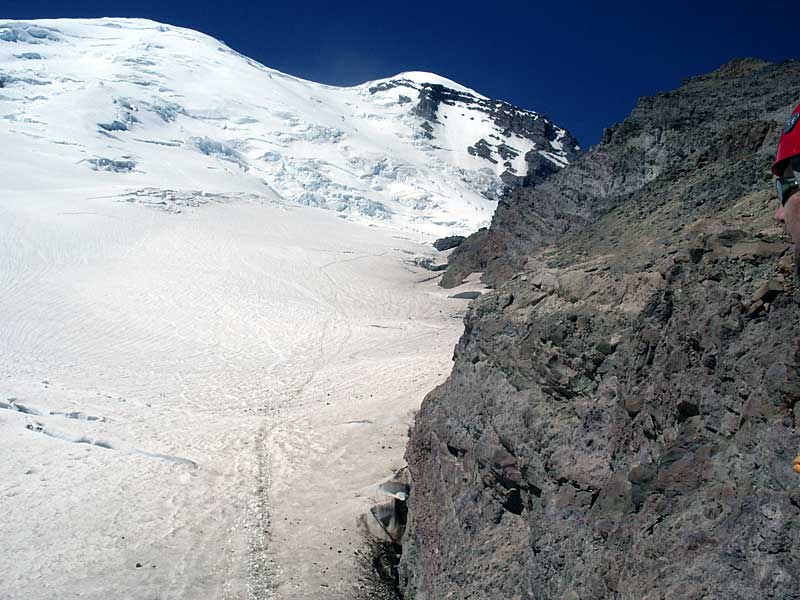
[0,18,577,238]
[401,59,800,599]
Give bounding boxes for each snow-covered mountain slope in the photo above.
[0,18,578,237]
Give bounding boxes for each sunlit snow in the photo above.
[0,17,566,599]
[0,18,573,237]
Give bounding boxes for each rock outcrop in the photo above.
[433,236,467,252]
[372,76,580,188]
[441,58,793,289]
[401,59,800,599]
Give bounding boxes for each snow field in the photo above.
[0,188,469,599]
[0,19,501,237]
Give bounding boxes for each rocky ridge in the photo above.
[400,58,800,599]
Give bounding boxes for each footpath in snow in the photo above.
[0,189,474,599]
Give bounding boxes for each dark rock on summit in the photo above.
[375,77,580,189]
[467,139,496,163]
[401,59,800,600]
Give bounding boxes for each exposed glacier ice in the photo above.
[85,157,136,172]
[114,96,185,122]
[259,150,282,162]
[118,187,269,212]
[192,137,247,170]
[97,120,129,132]
[114,55,157,67]
[0,23,61,44]
[0,73,51,87]
[0,16,574,238]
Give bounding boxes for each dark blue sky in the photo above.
[4,1,796,147]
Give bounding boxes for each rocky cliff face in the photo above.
[440,59,792,289]
[400,59,800,599]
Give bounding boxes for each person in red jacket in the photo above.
[773,104,800,252]
[772,104,800,475]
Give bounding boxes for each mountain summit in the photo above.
[0,18,578,237]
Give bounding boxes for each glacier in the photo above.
[0,17,577,238]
